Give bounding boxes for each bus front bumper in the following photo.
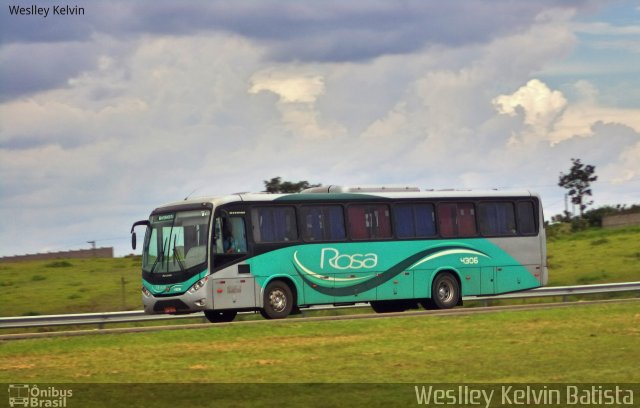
[142,289,210,315]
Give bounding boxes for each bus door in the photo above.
[212,208,249,265]
[212,208,255,309]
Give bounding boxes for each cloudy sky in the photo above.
[1,0,639,257]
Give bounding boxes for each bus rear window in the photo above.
[251,206,298,243]
[517,201,537,234]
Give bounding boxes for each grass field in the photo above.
[1,226,639,318]
[1,301,638,383]
[545,225,640,285]
[0,257,140,317]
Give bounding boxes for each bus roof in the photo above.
[153,187,539,212]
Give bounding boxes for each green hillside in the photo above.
[0,226,638,317]
[0,257,140,317]
[546,225,640,285]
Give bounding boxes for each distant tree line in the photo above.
[263,177,320,193]
[558,158,597,217]
[554,158,638,230]
[552,203,640,227]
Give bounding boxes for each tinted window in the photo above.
[394,204,436,238]
[517,201,537,234]
[437,204,456,237]
[437,203,477,237]
[300,205,346,241]
[251,206,298,243]
[348,204,391,240]
[478,202,516,236]
[213,216,247,254]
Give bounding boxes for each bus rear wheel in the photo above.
[204,310,237,323]
[430,272,460,309]
[260,280,294,319]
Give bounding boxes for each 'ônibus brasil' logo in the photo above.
[320,248,378,270]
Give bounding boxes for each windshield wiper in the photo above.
[173,236,186,273]
[150,237,167,274]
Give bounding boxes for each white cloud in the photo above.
[246,69,351,140]
[547,80,640,143]
[249,71,325,103]
[609,141,640,184]
[492,79,568,144]
[2,3,640,257]
[492,78,640,146]
[572,22,640,36]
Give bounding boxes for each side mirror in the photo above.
[130,220,150,251]
[131,232,137,250]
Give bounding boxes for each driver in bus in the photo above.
[222,219,237,253]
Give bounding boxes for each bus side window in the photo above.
[251,206,298,243]
[437,204,457,237]
[301,205,346,241]
[438,203,476,237]
[457,203,476,236]
[227,217,247,253]
[394,204,436,238]
[478,202,516,236]
[348,204,391,240]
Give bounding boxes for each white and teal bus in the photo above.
[131,186,547,322]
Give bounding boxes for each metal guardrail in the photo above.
[1,281,639,330]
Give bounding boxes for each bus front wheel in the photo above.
[430,272,460,309]
[204,310,237,323]
[260,280,294,319]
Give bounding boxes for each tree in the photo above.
[263,177,321,193]
[558,158,597,217]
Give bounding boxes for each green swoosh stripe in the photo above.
[293,245,490,297]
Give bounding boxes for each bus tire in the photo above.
[204,310,237,323]
[430,272,460,309]
[260,280,294,319]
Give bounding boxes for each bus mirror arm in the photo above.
[130,220,150,250]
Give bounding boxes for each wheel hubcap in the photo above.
[438,282,453,302]
[269,288,287,312]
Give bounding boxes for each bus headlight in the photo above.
[142,286,151,297]
[188,276,208,294]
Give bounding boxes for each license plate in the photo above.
[164,306,177,314]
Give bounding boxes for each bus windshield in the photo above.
[143,210,211,274]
